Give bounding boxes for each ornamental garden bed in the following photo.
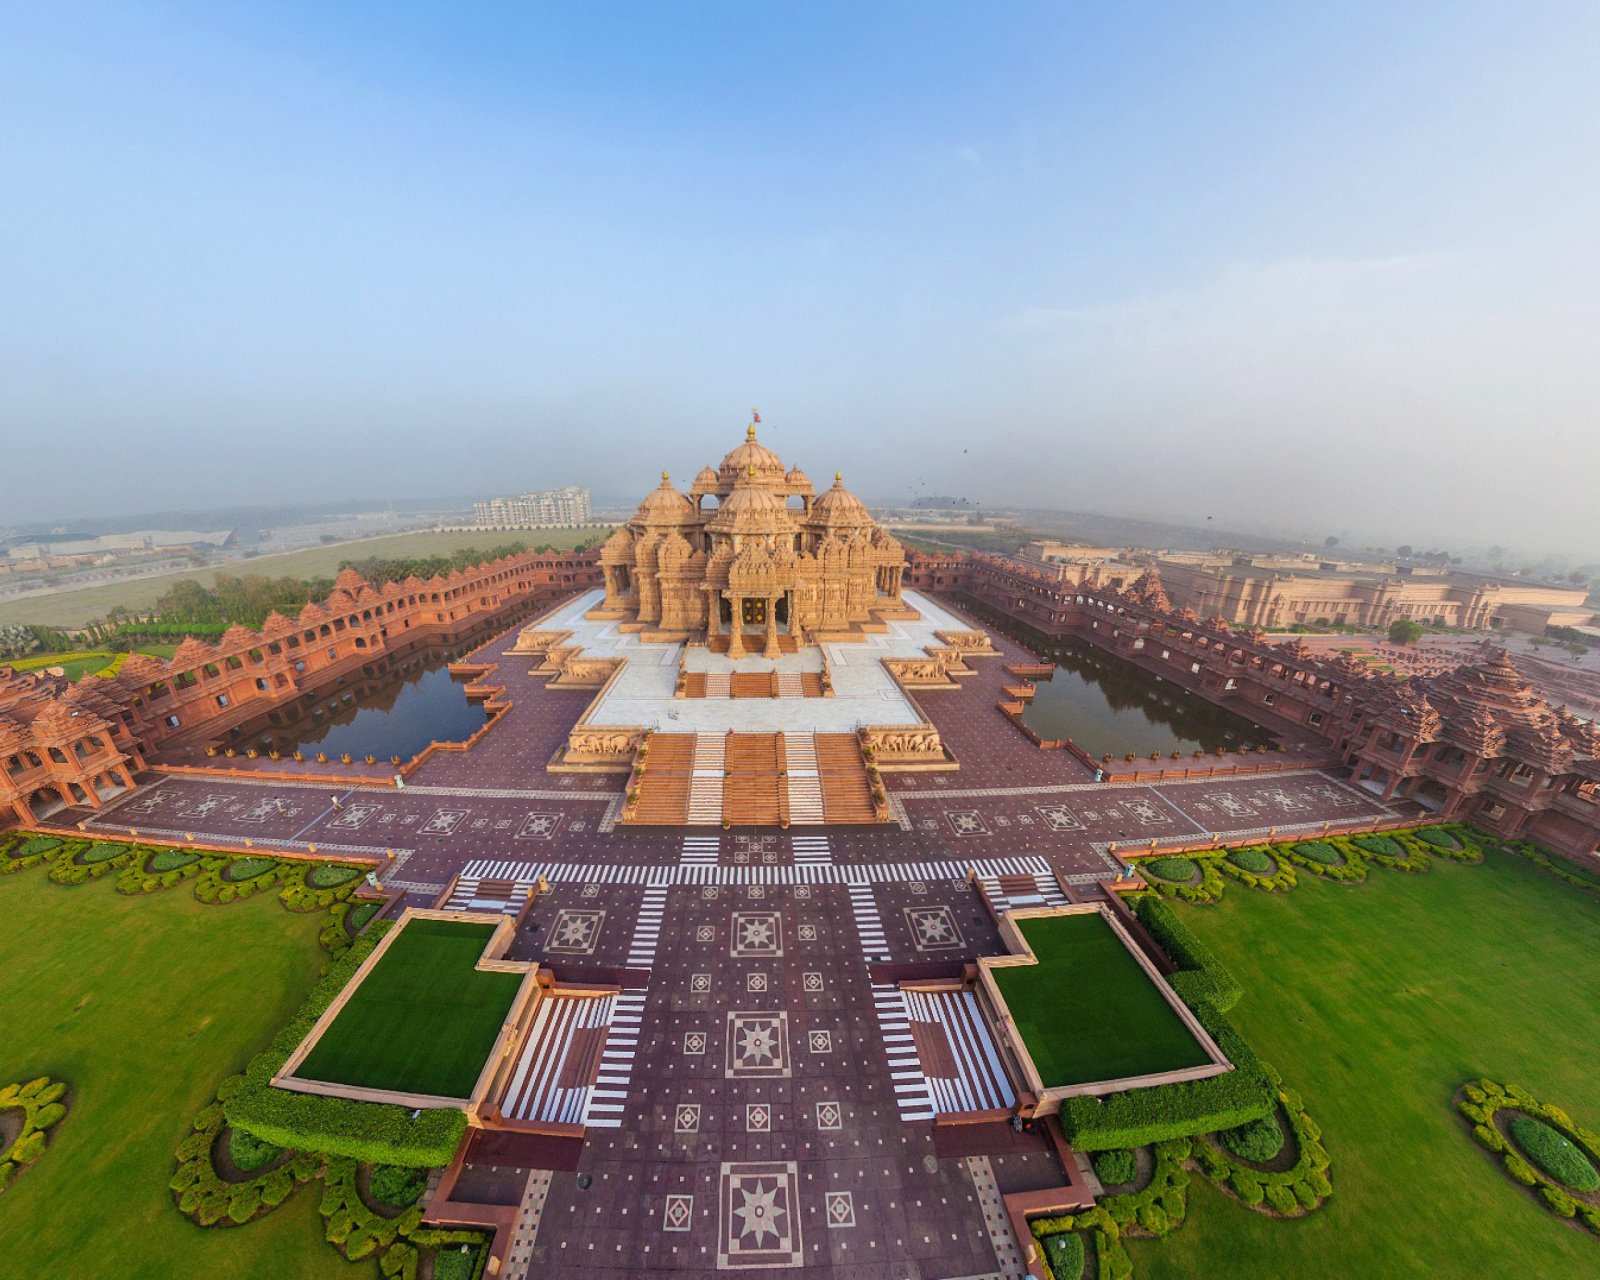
[1456,1080,1600,1231]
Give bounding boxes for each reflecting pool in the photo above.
[958,596,1275,758]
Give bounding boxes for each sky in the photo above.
[2,2,1597,555]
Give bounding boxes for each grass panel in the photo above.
[296,919,520,1099]
[992,912,1211,1087]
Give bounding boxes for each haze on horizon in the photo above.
[2,3,1597,557]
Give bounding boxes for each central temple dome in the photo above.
[717,424,786,487]
[706,476,795,534]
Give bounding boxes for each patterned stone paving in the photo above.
[70,600,1420,1277]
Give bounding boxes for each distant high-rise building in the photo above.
[473,486,592,528]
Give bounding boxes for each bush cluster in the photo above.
[1510,1116,1600,1193]
[1217,845,1298,893]
[225,926,468,1168]
[148,849,200,873]
[1,834,64,874]
[1093,1148,1138,1187]
[229,1126,283,1173]
[369,1164,428,1209]
[1099,1138,1193,1237]
[49,839,139,884]
[1290,840,1343,866]
[1193,1075,1333,1216]
[1030,1205,1133,1280]
[1221,1114,1286,1163]
[1143,857,1197,883]
[308,864,363,889]
[169,1079,321,1227]
[0,1077,70,1194]
[319,1157,422,1260]
[1494,835,1600,897]
[1458,1078,1600,1233]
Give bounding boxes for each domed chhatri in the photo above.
[596,422,911,654]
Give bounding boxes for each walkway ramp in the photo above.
[499,993,618,1128]
[902,988,1017,1116]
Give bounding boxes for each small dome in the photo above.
[718,424,786,484]
[692,464,719,489]
[633,471,695,523]
[809,472,871,526]
[706,480,796,534]
[785,465,813,491]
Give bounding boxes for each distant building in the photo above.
[473,487,592,529]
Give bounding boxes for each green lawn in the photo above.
[0,867,359,1279]
[1130,849,1600,1279]
[0,527,610,628]
[296,919,521,1099]
[992,912,1212,1087]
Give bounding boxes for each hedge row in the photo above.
[1135,854,1227,903]
[1218,846,1298,892]
[1100,1136,1192,1236]
[1192,1074,1334,1216]
[1029,1205,1133,1280]
[1459,1079,1600,1232]
[0,1077,70,1195]
[1134,894,1241,1010]
[170,1077,482,1280]
[224,926,469,1167]
[1494,836,1600,899]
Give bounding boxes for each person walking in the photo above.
[274,796,286,815]
[330,793,343,812]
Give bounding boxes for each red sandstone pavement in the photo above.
[65,599,1420,1279]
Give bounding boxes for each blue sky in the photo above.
[2,2,1597,552]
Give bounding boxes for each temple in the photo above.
[593,424,911,653]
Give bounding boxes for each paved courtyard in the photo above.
[74,597,1409,1279]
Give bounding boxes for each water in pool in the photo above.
[960,596,1275,758]
[239,655,488,762]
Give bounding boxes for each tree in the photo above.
[1389,618,1425,644]
[1395,545,1414,558]
[1324,536,1340,548]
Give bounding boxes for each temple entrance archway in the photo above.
[775,595,788,626]
[741,599,768,628]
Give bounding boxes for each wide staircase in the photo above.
[687,734,726,824]
[630,733,694,824]
[679,669,825,699]
[783,733,825,824]
[816,733,878,823]
[723,734,782,826]
[626,731,881,826]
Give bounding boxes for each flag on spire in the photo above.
[751,407,761,423]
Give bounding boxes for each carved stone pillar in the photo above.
[728,596,746,658]
[764,596,781,659]
[706,588,721,637]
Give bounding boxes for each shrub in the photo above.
[149,849,200,872]
[1292,841,1343,865]
[1355,834,1403,857]
[433,1249,476,1280]
[370,1164,428,1209]
[1221,1115,1286,1163]
[308,864,362,889]
[1226,847,1273,874]
[12,836,61,859]
[80,841,129,864]
[1042,1230,1085,1278]
[1143,857,1197,882]
[228,1126,283,1172]
[347,902,380,935]
[1416,827,1462,850]
[1093,1149,1137,1186]
[225,857,278,882]
[1510,1115,1600,1192]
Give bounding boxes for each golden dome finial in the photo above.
[747,463,756,477]
[835,471,843,484]
[661,470,670,483]
[746,423,757,440]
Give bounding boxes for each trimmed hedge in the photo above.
[224,857,279,882]
[1291,841,1343,866]
[1144,857,1198,883]
[1031,1206,1133,1280]
[309,864,363,889]
[1226,846,1274,874]
[0,1076,71,1195]
[229,1126,282,1173]
[1042,1229,1085,1278]
[370,1163,428,1209]
[148,849,200,872]
[225,926,469,1167]
[1134,894,1241,1011]
[1355,834,1403,858]
[1093,1148,1137,1187]
[1458,1078,1600,1233]
[1193,1073,1333,1217]
[1510,1116,1600,1193]
[1222,1114,1285,1163]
